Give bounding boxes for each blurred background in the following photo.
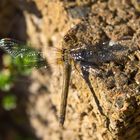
[0,1,43,140]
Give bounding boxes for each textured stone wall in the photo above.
[1,0,140,140]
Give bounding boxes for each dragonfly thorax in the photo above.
[70,48,93,62]
[61,48,71,65]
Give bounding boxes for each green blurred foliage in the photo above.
[0,40,46,112]
[0,54,32,111]
[2,94,17,110]
[0,69,12,91]
[3,54,32,76]
[0,43,45,139]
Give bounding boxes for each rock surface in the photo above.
[0,0,140,140]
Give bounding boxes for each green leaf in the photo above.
[0,70,13,91]
[2,94,17,110]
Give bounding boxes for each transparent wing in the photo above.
[0,38,47,68]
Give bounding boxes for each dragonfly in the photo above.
[0,24,130,127]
